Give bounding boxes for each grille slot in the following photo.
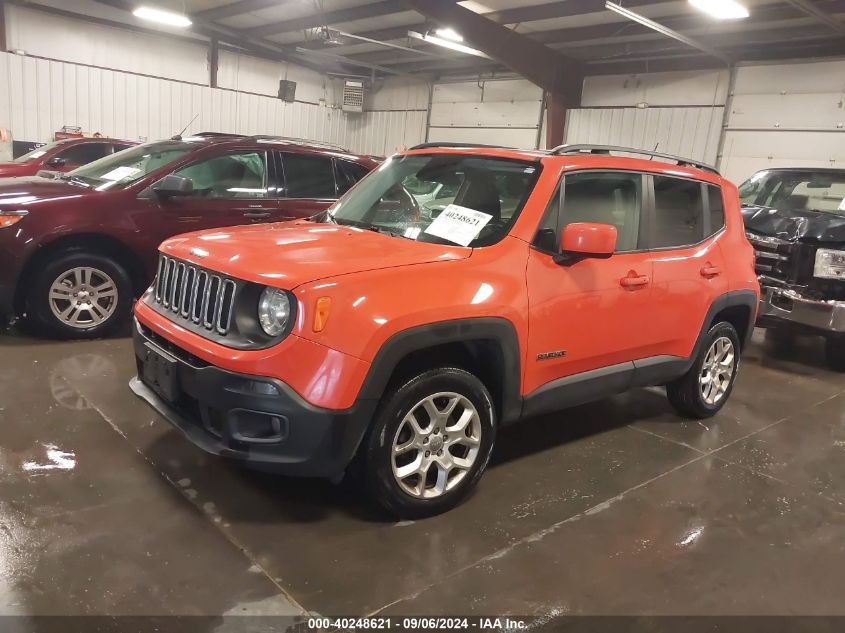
[153,255,237,336]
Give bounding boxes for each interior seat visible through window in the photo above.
[454,171,502,221]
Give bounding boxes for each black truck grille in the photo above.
[154,255,237,336]
[747,234,796,282]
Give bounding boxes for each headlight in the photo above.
[814,249,845,280]
[0,210,28,228]
[258,287,291,336]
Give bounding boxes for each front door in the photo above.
[525,170,656,396]
[158,150,280,232]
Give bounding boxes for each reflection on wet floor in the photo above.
[0,328,844,617]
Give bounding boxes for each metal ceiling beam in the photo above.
[587,36,845,74]
[244,0,403,39]
[401,0,584,96]
[90,0,331,73]
[605,1,732,65]
[193,0,287,22]
[295,46,405,75]
[296,0,675,51]
[782,0,845,33]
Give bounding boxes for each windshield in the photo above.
[740,170,845,215]
[13,142,60,163]
[65,141,197,190]
[327,154,540,248]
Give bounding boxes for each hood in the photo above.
[0,162,38,178]
[0,176,97,208]
[160,221,471,288]
[742,205,845,243]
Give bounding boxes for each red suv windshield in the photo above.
[66,140,197,190]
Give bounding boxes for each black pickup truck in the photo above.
[741,168,845,369]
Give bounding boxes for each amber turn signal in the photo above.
[0,211,28,228]
[313,297,332,332]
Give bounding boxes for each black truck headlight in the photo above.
[258,287,291,336]
[814,249,845,281]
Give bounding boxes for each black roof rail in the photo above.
[250,135,349,152]
[193,132,247,138]
[409,142,514,150]
[550,144,720,175]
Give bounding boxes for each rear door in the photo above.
[645,175,729,360]
[155,149,278,231]
[277,151,339,219]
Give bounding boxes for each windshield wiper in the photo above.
[335,218,384,233]
[59,174,92,188]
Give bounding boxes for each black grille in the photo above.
[154,255,237,336]
[747,234,795,282]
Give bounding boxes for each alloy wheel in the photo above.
[48,267,118,330]
[700,336,735,405]
[391,392,483,499]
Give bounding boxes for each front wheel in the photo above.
[27,251,133,339]
[361,368,496,519]
[667,322,741,419]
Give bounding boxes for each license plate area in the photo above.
[141,343,180,403]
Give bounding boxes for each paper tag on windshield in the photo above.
[424,204,493,247]
[100,166,141,181]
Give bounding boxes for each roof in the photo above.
[174,133,377,162]
[42,1,845,80]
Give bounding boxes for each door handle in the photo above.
[243,211,272,219]
[700,265,722,278]
[620,273,650,289]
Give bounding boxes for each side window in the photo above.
[282,153,336,199]
[172,152,267,199]
[651,175,705,249]
[532,183,561,253]
[112,143,134,153]
[335,160,369,195]
[561,172,643,252]
[707,185,725,234]
[56,142,112,165]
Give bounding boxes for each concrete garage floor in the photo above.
[1,328,844,621]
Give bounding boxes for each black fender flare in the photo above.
[357,317,523,425]
[694,289,758,357]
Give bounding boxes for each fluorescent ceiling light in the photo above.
[435,28,463,42]
[688,0,749,20]
[408,31,490,59]
[133,6,192,28]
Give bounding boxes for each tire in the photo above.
[27,251,133,340]
[667,322,741,419]
[825,336,845,372]
[360,367,496,519]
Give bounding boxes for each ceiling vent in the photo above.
[342,80,364,113]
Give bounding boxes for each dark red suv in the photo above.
[0,133,378,338]
[0,137,137,178]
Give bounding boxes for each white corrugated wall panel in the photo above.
[565,106,725,165]
[0,52,425,156]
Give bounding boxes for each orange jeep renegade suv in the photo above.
[130,143,759,517]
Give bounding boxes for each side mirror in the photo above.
[555,222,617,264]
[153,174,193,198]
[46,157,67,167]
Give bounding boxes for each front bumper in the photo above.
[130,320,376,477]
[757,284,845,335]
